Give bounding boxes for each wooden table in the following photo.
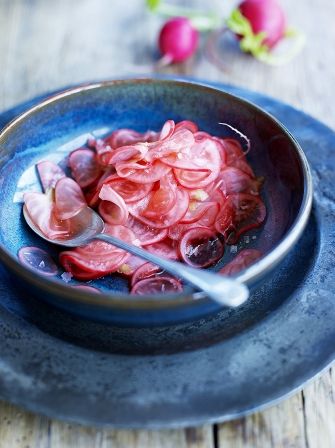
[0,0,334,446]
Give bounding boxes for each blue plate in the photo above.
[0,78,333,427]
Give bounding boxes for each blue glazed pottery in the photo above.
[0,79,333,427]
[0,79,312,326]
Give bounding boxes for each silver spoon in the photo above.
[23,206,249,307]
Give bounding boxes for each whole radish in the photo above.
[158,17,199,63]
[224,0,305,64]
[238,0,286,48]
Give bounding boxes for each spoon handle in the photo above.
[95,234,249,307]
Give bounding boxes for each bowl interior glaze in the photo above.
[0,79,312,325]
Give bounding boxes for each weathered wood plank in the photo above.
[302,368,335,448]
[0,400,213,448]
[217,393,307,448]
[0,400,49,448]
[0,0,334,447]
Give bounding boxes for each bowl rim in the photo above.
[0,78,313,311]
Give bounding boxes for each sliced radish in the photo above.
[94,139,114,166]
[215,198,235,237]
[98,184,128,225]
[104,178,153,203]
[36,161,66,192]
[197,202,220,227]
[104,128,159,149]
[18,246,58,276]
[109,144,148,165]
[69,148,101,188]
[175,120,198,133]
[181,201,219,226]
[219,249,262,275]
[117,255,146,276]
[128,188,189,229]
[54,177,87,220]
[218,167,261,196]
[220,138,254,177]
[59,250,128,280]
[159,120,175,140]
[23,121,265,293]
[179,227,224,268]
[229,193,266,241]
[146,240,179,260]
[84,168,116,207]
[148,128,195,162]
[126,216,168,245]
[168,222,197,241]
[131,262,163,287]
[103,223,139,245]
[174,137,221,188]
[60,225,134,280]
[24,191,70,239]
[131,276,183,295]
[142,173,177,218]
[116,160,171,184]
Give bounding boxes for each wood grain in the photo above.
[0,0,334,447]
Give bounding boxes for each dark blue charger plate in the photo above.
[0,78,334,428]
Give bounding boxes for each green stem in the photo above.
[255,31,306,66]
[153,3,221,32]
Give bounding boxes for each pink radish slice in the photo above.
[142,173,177,219]
[117,255,146,276]
[175,120,199,133]
[95,139,114,166]
[103,223,139,246]
[54,177,87,220]
[104,178,153,203]
[98,184,129,225]
[218,167,261,195]
[168,223,198,241]
[24,191,70,239]
[179,227,224,268]
[36,161,66,192]
[159,120,175,140]
[131,276,183,295]
[147,128,195,162]
[108,144,148,165]
[105,128,159,148]
[128,188,189,229]
[145,240,180,260]
[18,246,58,276]
[126,216,168,246]
[69,148,101,188]
[173,137,221,188]
[59,250,128,281]
[228,193,266,241]
[60,225,134,281]
[219,249,262,275]
[115,160,171,184]
[131,262,163,287]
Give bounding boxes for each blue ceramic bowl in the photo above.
[0,79,312,326]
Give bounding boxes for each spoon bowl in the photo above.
[23,205,105,248]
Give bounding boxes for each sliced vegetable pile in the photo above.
[22,120,266,295]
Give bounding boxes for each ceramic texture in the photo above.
[0,79,312,325]
[0,79,333,427]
